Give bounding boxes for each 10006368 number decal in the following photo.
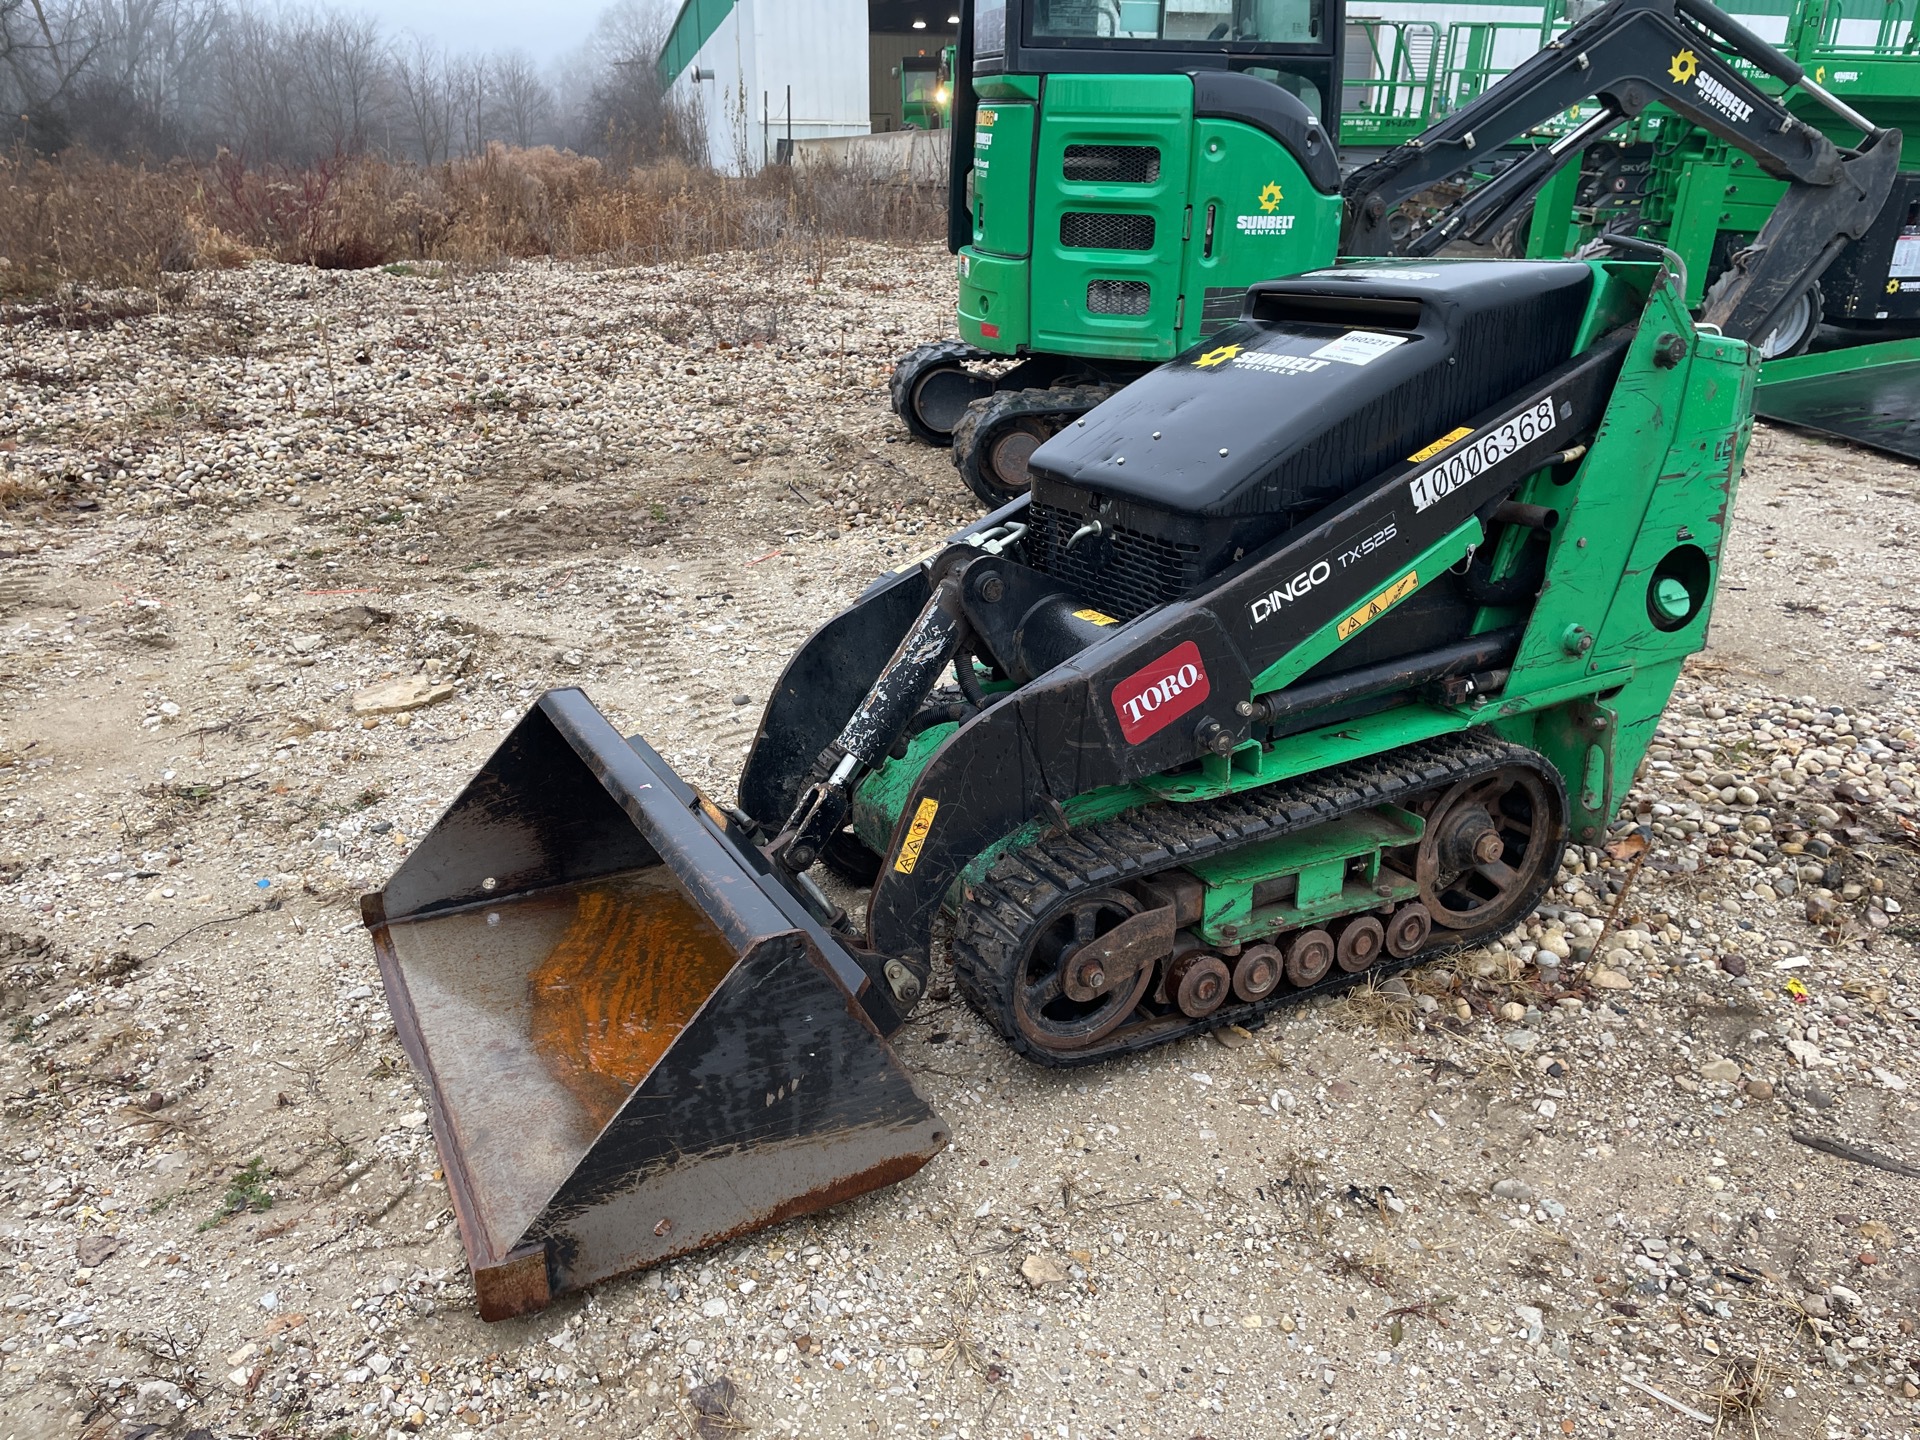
[1408,399,1556,513]
[1112,642,1210,745]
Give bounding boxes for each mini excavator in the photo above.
[890,0,1905,499]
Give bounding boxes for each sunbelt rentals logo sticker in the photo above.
[1238,181,1295,236]
[1669,48,1754,125]
[1194,341,1328,377]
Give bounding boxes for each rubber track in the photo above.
[950,384,1119,506]
[950,731,1567,1067]
[889,339,989,439]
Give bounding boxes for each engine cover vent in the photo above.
[1062,212,1156,250]
[1087,279,1152,315]
[1025,501,1205,620]
[1063,144,1161,183]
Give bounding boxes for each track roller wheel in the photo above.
[1284,928,1335,988]
[1335,915,1386,973]
[1168,952,1230,1017]
[890,341,992,445]
[1416,763,1565,936]
[1385,902,1432,958]
[1231,943,1282,1003]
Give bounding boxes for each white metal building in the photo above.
[657,0,876,173]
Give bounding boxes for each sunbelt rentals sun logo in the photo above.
[1669,48,1755,125]
[1237,181,1295,236]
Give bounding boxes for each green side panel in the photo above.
[1186,805,1423,945]
[958,251,1031,354]
[970,101,1036,258]
[1178,118,1343,347]
[1504,276,1747,699]
[1027,73,1195,362]
[656,0,734,89]
[1588,330,1754,681]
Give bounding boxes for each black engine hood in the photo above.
[1027,259,1596,522]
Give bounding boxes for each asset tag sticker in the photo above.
[893,797,940,875]
[1408,398,1556,512]
[1311,330,1408,366]
[1892,232,1920,279]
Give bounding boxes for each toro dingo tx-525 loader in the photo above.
[364,53,1896,1322]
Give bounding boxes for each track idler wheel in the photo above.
[1385,902,1432,958]
[1010,888,1157,1053]
[1168,952,1231,1017]
[1334,915,1386,973]
[1231,943,1282,1003]
[890,341,992,445]
[1284,928,1335,988]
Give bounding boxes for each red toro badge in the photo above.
[1112,641,1210,744]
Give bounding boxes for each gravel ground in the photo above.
[1,247,1917,1440]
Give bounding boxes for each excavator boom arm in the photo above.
[1341,0,1864,258]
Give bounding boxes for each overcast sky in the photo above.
[368,0,609,60]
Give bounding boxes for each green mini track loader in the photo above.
[893,0,1914,499]
[364,1,1897,1323]
[365,240,1865,1321]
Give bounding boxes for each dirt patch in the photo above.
[0,254,1915,1440]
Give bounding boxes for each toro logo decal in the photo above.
[1112,641,1210,745]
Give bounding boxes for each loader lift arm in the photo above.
[1339,0,1901,346]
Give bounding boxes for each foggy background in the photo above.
[0,0,685,161]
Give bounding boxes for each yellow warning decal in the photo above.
[1408,427,1472,464]
[1338,571,1419,642]
[894,797,940,874]
[1073,607,1119,626]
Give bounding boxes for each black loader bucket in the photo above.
[362,689,947,1321]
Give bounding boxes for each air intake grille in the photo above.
[1063,144,1161,183]
[1086,279,1151,315]
[1061,212,1156,250]
[1025,502,1204,621]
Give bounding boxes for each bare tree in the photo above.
[207,4,306,159]
[491,48,550,148]
[449,51,486,156]
[1,0,107,144]
[391,32,451,164]
[570,0,698,166]
[304,7,383,155]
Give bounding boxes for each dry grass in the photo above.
[0,144,946,302]
[1710,1349,1782,1438]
